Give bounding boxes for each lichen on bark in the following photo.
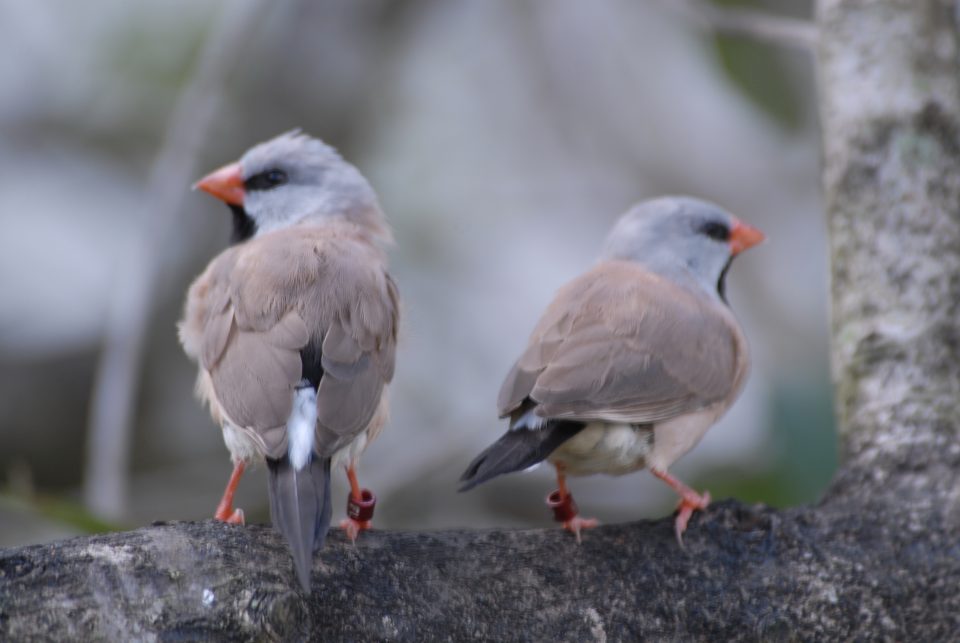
[819,0,960,486]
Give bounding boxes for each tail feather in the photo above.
[266,455,332,592]
[459,421,583,492]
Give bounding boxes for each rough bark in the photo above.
[819,0,960,502]
[3,0,960,640]
[0,498,957,642]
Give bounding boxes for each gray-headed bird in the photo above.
[179,131,398,591]
[460,197,763,543]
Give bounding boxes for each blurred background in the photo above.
[0,0,834,547]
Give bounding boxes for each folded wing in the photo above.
[498,261,739,425]
[184,225,399,459]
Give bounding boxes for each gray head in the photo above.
[195,130,387,244]
[600,196,764,300]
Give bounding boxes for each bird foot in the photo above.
[562,516,599,543]
[339,518,373,544]
[213,461,246,525]
[342,488,376,543]
[214,506,245,525]
[650,468,711,546]
[674,490,710,546]
[547,489,598,543]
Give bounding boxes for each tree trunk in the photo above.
[819,0,960,498]
[3,0,960,639]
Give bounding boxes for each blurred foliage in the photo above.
[705,378,838,508]
[710,0,807,130]
[0,491,121,536]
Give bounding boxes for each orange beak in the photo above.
[193,162,244,206]
[729,219,765,255]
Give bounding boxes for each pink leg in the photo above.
[214,461,246,525]
[339,464,376,544]
[548,464,598,543]
[651,468,710,545]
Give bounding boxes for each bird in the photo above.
[459,196,764,543]
[178,130,399,591]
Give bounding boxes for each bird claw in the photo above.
[215,507,245,525]
[547,488,598,543]
[213,461,246,525]
[650,468,711,546]
[340,518,372,544]
[674,490,710,546]
[341,487,376,544]
[563,516,600,544]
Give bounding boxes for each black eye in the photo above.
[244,168,288,191]
[700,220,730,242]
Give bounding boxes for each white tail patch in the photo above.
[287,387,317,470]
[511,408,547,431]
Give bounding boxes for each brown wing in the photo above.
[497,261,740,424]
[180,224,398,459]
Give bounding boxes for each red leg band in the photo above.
[347,488,376,522]
[547,489,579,523]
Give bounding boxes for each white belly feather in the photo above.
[548,406,725,476]
[550,422,654,476]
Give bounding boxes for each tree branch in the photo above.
[0,495,958,641]
[667,0,818,50]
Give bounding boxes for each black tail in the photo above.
[266,455,332,592]
[459,421,584,492]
